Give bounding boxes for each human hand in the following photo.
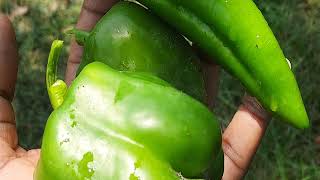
[0,15,40,180]
[199,53,270,180]
[64,1,271,179]
[0,1,270,180]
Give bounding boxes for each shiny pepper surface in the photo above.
[73,1,206,102]
[136,0,309,128]
[34,44,223,179]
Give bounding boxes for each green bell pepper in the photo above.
[71,1,205,102]
[34,40,223,179]
[136,0,309,129]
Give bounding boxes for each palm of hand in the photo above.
[0,142,39,180]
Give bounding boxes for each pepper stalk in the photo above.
[67,29,90,46]
[46,40,67,109]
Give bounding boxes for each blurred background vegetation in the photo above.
[0,0,319,179]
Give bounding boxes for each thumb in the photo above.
[0,14,19,149]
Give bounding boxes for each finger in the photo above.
[0,15,18,101]
[65,0,118,85]
[0,15,18,150]
[222,95,270,180]
[200,59,220,109]
[193,45,220,109]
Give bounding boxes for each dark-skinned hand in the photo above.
[0,1,270,179]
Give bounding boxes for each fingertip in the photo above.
[0,14,15,37]
[65,41,83,85]
[0,13,17,50]
[0,13,9,22]
[241,94,270,123]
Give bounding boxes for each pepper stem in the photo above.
[67,28,90,46]
[46,40,67,109]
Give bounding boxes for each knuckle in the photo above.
[222,135,246,172]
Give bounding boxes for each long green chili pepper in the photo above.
[136,0,309,129]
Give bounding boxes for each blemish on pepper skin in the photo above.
[59,138,70,145]
[71,121,78,128]
[78,152,95,179]
[129,161,141,180]
[129,173,140,180]
[66,160,76,167]
[69,113,77,127]
[70,113,75,119]
[134,161,141,169]
[176,172,184,179]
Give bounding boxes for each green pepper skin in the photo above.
[35,62,222,180]
[74,1,206,102]
[136,0,309,128]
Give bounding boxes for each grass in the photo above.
[1,0,319,179]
